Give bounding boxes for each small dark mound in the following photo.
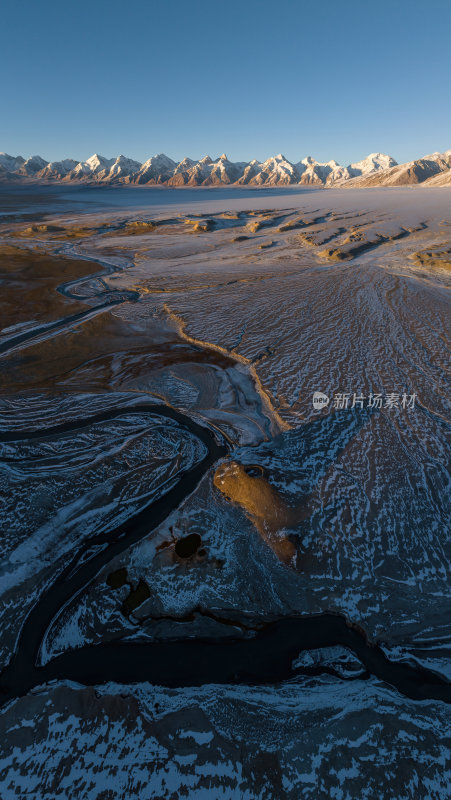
[106,567,128,589]
[175,533,202,558]
[122,579,151,615]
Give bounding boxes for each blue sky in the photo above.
[2,0,450,165]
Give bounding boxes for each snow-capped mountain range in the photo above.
[1,149,451,186]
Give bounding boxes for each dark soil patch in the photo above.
[175,533,202,558]
[106,568,128,590]
[122,579,151,615]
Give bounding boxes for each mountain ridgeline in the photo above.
[1,149,451,187]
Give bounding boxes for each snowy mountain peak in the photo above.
[177,157,196,168]
[301,156,317,166]
[0,152,26,171]
[85,154,114,169]
[350,153,397,173]
[18,155,49,176]
[25,155,48,167]
[37,159,78,178]
[139,154,176,173]
[155,153,175,163]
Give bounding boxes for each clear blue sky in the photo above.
[2,0,450,166]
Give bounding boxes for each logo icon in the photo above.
[313,391,330,410]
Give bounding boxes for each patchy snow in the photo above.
[1,679,449,799]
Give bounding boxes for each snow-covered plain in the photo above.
[0,186,450,798]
